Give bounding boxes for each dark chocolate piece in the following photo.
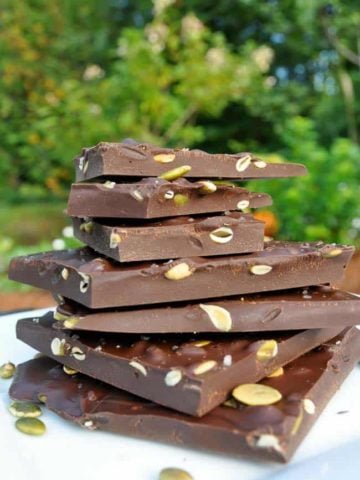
[10,328,360,462]
[74,142,307,181]
[9,242,354,309]
[67,178,272,219]
[16,312,343,416]
[54,286,360,333]
[72,213,265,262]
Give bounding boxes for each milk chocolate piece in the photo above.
[67,178,272,219]
[54,286,360,334]
[10,328,360,462]
[9,242,354,309]
[74,141,307,181]
[72,213,265,262]
[16,312,343,416]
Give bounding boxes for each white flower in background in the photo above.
[52,239,65,250]
[44,93,59,106]
[181,13,204,39]
[352,218,360,229]
[83,64,105,81]
[153,0,176,16]
[89,104,102,115]
[206,48,226,69]
[251,45,274,72]
[145,23,169,53]
[62,226,74,238]
[116,39,129,58]
[264,76,277,87]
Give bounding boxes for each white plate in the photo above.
[1,309,360,480]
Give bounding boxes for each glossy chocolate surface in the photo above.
[16,312,343,416]
[67,178,272,219]
[72,213,265,262]
[54,286,360,333]
[8,242,354,309]
[74,141,307,181]
[10,328,360,462]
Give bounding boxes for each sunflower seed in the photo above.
[110,232,121,248]
[253,160,267,169]
[249,264,273,275]
[209,226,234,244]
[164,262,194,280]
[232,383,282,406]
[160,165,192,181]
[199,304,232,331]
[235,155,252,172]
[129,360,147,376]
[267,367,284,378]
[71,346,86,361]
[61,268,69,280]
[236,200,250,210]
[303,398,316,415]
[154,153,176,163]
[197,180,217,194]
[164,190,175,200]
[50,337,66,356]
[192,360,217,375]
[256,340,278,361]
[79,272,90,293]
[165,369,182,387]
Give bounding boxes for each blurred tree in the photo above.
[0,0,359,243]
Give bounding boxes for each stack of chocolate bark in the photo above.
[9,141,360,462]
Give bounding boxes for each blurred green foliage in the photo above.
[0,0,359,256]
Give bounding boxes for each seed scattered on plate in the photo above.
[0,362,16,379]
[15,417,46,436]
[9,401,42,419]
[159,467,193,480]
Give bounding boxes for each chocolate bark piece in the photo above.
[16,312,344,416]
[8,242,354,309]
[54,286,360,334]
[10,328,360,462]
[72,213,265,262]
[67,178,272,219]
[74,141,307,181]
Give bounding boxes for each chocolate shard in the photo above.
[72,213,265,262]
[67,178,272,219]
[10,328,360,462]
[74,141,307,181]
[16,312,344,416]
[54,286,360,334]
[8,242,354,309]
